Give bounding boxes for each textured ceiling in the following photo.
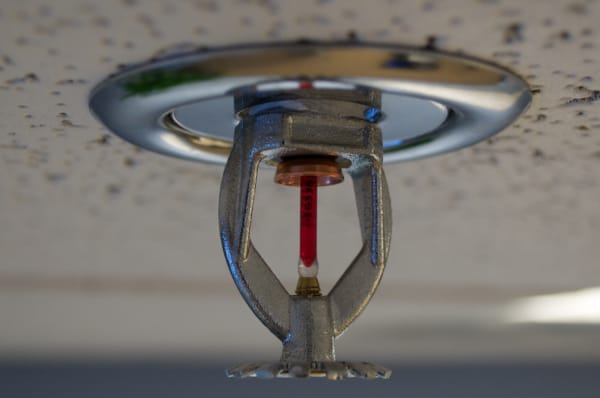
[1,0,599,362]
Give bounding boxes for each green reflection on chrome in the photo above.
[124,68,223,96]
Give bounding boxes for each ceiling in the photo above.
[1,0,599,363]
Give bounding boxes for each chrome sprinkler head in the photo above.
[89,41,531,379]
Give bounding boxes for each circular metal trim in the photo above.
[167,92,450,152]
[89,41,532,164]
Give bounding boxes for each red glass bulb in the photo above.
[299,175,318,276]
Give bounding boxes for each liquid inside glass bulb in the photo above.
[298,175,318,278]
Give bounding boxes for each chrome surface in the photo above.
[227,360,391,380]
[220,89,391,378]
[86,42,531,379]
[89,41,531,164]
[169,93,449,149]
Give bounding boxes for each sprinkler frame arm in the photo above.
[218,109,392,346]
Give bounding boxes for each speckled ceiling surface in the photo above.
[1,0,599,361]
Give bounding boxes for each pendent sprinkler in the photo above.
[90,41,531,379]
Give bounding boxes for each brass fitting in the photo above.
[274,156,344,187]
[295,276,322,296]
